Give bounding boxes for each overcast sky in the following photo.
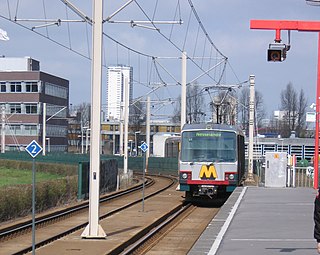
[0,0,319,119]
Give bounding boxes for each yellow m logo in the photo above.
[199,164,217,179]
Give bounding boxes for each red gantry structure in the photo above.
[250,20,320,189]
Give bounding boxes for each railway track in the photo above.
[0,176,153,241]
[116,200,223,255]
[0,174,176,255]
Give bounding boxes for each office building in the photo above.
[106,65,133,120]
[0,57,69,152]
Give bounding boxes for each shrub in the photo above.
[0,176,77,222]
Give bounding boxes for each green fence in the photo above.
[78,159,118,200]
[0,152,178,174]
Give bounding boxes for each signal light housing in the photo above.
[267,43,288,62]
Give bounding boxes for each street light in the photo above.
[135,131,141,156]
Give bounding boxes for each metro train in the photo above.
[178,123,245,199]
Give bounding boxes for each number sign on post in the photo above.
[26,140,42,158]
[25,140,42,255]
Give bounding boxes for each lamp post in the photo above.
[135,131,141,156]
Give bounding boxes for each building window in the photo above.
[26,82,38,92]
[10,82,22,92]
[166,126,171,132]
[47,125,67,137]
[24,125,38,135]
[0,83,6,92]
[25,104,38,114]
[46,104,67,118]
[8,124,21,135]
[10,103,21,114]
[110,125,114,131]
[45,82,68,99]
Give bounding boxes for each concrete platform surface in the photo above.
[189,186,317,255]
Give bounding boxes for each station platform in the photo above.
[189,186,317,255]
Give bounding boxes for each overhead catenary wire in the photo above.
[133,0,227,85]
[3,0,245,120]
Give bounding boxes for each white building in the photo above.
[106,65,133,120]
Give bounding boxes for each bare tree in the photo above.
[187,82,205,123]
[72,102,91,126]
[280,82,298,137]
[209,89,237,125]
[171,82,205,124]
[129,100,146,131]
[238,88,249,132]
[171,95,181,123]
[238,88,265,134]
[296,89,308,137]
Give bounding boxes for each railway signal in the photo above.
[267,43,288,62]
[250,19,320,189]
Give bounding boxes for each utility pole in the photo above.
[245,75,256,184]
[181,51,187,129]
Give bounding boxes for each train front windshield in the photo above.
[180,130,236,163]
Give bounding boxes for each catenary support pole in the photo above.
[120,104,124,155]
[246,75,255,184]
[124,77,129,175]
[81,0,106,238]
[1,106,5,153]
[42,102,46,156]
[146,96,150,172]
[181,51,187,129]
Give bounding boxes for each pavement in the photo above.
[189,186,317,255]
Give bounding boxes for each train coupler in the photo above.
[198,185,217,198]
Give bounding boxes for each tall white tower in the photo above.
[106,65,133,120]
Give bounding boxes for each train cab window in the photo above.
[181,130,236,163]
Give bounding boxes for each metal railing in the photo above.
[258,166,314,188]
[294,167,314,188]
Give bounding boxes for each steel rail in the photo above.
[0,176,153,240]
[3,174,176,255]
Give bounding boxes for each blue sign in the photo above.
[26,140,43,158]
[140,142,149,153]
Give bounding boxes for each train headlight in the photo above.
[225,173,236,181]
[182,173,188,179]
